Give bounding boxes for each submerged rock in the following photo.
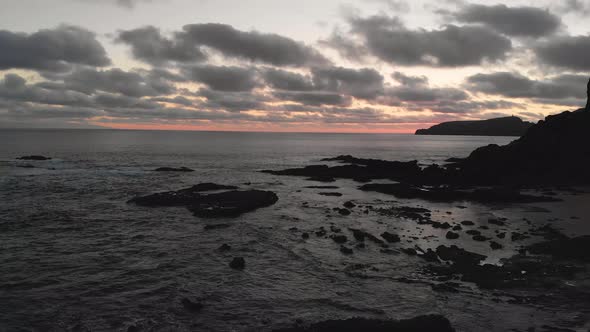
[272,314,455,332]
[17,155,51,160]
[154,167,194,172]
[229,257,245,270]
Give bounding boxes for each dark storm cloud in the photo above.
[338,14,512,67]
[311,66,384,99]
[60,68,176,97]
[117,26,206,65]
[261,68,314,91]
[453,4,561,37]
[534,35,590,70]
[0,25,110,72]
[273,91,352,107]
[180,23,329,67]
[466,72,588,100]
[185,65,260,92]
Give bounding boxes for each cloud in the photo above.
[453,4,561,37]
[466,72,587,100]
[180,23,329,67]
[534,35,590,70]
[391,72,429,87]
[273,91,352,107]
[0,25,110,72]
[196,88,269,111]
[311,66,384,99]
[58,68,176,97]
[332,14,512,67]
[185,65,260,92]
[261,68,314,91]
[117,26,206,65]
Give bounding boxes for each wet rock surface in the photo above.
[128,183,277,217]
[273,314,455,332]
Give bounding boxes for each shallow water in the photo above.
[1,129,588,331]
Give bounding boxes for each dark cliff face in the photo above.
[415,116,534,137]
[457,107,590,185]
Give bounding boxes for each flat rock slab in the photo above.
[128,183,277,218]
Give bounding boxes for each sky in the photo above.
[0,0,589,133]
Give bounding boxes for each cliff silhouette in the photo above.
[415,116,533,137]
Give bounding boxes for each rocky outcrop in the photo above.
[416,116,533,137]
[128,183,277,218]
[456,106,590,185]
[272,314,455,332]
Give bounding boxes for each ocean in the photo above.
[1,129,586,331]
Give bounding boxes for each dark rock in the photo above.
[129,185,277,218]
[318,192,342,197]
[181,298,203,312]
[488,218,505,226]
[229,257,245,270]
[446,231,460,240]
[337,208,351,216]
[343,201,356,208]
[204,224,231,230]
[432,221,452,229]
[301,232,310,239]
[381,232,401,243]
[307,176,336,183]
[401,248,417,256]
[511,232,529,241]
[490,241,503,250]
[154,167,194,172]
[452,225,462,231]
[272,315,456,332]
[461,220,475,226]
[340,246,353,255]
[466,230,481,236]
[415,116,533,137]
[527,235,590,262]
[331,235,348,244]
[360,183,559,204]
[349,228,385,245]
[304,186,339,189]
[497,232,506,239]
[17,155,51,160]
[472,235,489,242]
[218,244,231,252]
[435,245,486,266]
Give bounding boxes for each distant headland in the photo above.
[415,116,534,137]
